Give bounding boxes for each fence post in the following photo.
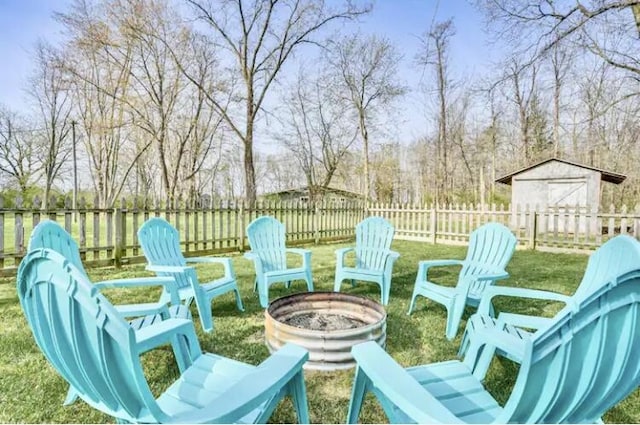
[114,203,126,268]
[14,196,24,265]
[314,202,320,245]
[529,211,538,250]
[239,200,245,252]
[430,204,437,244]
[64,196,72,232]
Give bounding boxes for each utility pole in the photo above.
[72,120,78,222]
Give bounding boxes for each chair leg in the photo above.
[233,286,245,312]
[286,280,292,289]
[462,338,486,375]
[334,274,343,292]
[458,327,470,358]
[289,371,310,424]
[407,289,419,315]
[253,278,258,293]
[350,279,356,287]
[472,343,497,380]
[381,279,391,306]
[305,269,314,292]
[258,280,269,308]
[347,366,369,424]
[445,297,466,341]
[170,335,192,373]
[63,386,79,406]
[198,306,214,333]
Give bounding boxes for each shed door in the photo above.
[548,181,587,207]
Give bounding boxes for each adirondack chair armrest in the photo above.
[350,341,461,423]
[465,326,528,368]
[243,251,264,274]
[186,257,235,279]
[383,250,400,273]
[94,276,181,306]
[171,343,309,424]
[286,248,312,267]
[145,264,194,274]
[477,286,572,316]
[134,318,202,361]
[335,247,355,267]
[474,270,509,282]
[496,312,553,330]
[114,302,170,318]
[416,259,464,281]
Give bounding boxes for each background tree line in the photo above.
[1,0,639,208]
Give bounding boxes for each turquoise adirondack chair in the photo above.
[138,217,244,333]
[461,234,640,379]
[334,216,399,305]
[407,222,517,340]
[347,267,640,423]
[29,220,190,327]
[245,216,314,308]
[28,220,193,404]
[17,248,310,424]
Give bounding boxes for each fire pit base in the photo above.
[265,292,387,371]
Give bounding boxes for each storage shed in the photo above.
[496,158,626,233]
[261,185,363,204]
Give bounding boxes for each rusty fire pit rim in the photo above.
[265,291,387,336]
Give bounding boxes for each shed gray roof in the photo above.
[496,157,626,185]
[262,185,363,198]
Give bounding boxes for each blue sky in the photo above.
[0,0,494,141]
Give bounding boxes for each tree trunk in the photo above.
[359,111,370,205]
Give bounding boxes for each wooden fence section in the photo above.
[0,196,365,276]
[3,197,640,276]
[371,203,640,252]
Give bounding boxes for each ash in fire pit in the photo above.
[283,312,367,331]
[265,292,387,371]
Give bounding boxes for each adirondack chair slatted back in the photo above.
[461,223,517,296]
[501,270,640,423]
[138,218,193,289]
[574,234,640,300]
[28,220,87,278]
[246,217,287,273]
[355,217,395,271]
[17,249,165,423]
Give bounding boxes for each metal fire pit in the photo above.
[265,292,386,371]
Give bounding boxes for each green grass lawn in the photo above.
[1,240,639,423]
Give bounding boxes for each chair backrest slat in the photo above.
[460,223,517,295]
[138,218,191,289]
[246,217,287,272]
[500,269,640,423]
[28,220,87,278]
[575,234,640,300]
[17,249,165,423]
[355,217,395,271]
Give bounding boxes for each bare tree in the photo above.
[29,42,73,209]
[418,19,456,204]
[0,107,40,194]
[548,43,572,156]
[503,60,539,163]
[326,33,405,205]
[475,1,640,78]
[56,0,147,207]
[277,67,358,200]
[184,0,370,204]
[58,0,226,205]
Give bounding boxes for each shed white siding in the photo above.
[510,160,600,233]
